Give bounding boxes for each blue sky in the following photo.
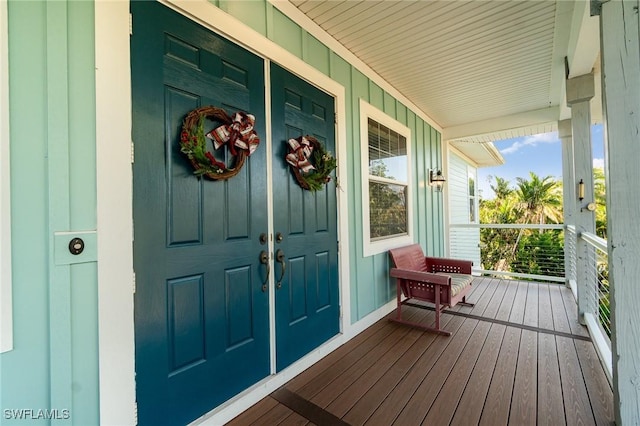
[477,124,605,199]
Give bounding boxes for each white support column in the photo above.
[566,73,596,324]
[599,0,640,424]
[559,119,575,289]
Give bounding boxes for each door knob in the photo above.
[275,249,286,289]
[259,250,270,292]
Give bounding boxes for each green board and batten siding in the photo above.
[1,0,443,422]
[2,1,98,424]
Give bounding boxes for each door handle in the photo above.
[259,250,270,292]
[275,249,286,289]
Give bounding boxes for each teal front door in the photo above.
[271,64,340,371]
[131,3,269,425]
[132,3,340,425]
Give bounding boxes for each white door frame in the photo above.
[95,1,350,424]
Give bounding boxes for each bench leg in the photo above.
[395,279,403,320]
[434,284,441,331]
[458,295,475,307]
[389,281,453,336]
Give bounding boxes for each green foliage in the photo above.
[512,231,565,277]
[594,168,607,238]
[480,170,608,284]
[368,160,407,238]
[369,181,407,238]
[301,148,337,191]
[480,172,563,278]
[515,172,562,224]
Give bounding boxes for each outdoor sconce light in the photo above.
[430,169,446,192]
[578,179,585,201]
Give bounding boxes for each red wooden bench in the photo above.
[388,244,474,336]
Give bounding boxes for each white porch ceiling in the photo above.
[286,0,601,146]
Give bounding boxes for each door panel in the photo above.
[131,3,268,425]
[271,64,340,371]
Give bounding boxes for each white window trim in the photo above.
[360,99,413,257]
[468,168,478,224]
[0,0,13,353]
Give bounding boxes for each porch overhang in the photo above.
[282,0,602,144]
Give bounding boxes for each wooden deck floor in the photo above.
[228,278,614,425]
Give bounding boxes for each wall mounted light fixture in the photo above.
[578,178,585,201]
[430,169,446,192]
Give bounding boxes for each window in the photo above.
[469,172,476,223]
[360,100,412,256]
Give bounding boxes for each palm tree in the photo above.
[515,172,563,225]
[490,176,513,201]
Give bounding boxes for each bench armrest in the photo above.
[390,268,451,286]
[424,257,473,274]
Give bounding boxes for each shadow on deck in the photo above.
[228,277,613,425]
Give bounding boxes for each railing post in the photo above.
[565,73,596,324]
[559,119,575,290]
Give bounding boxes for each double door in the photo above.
[131,3,339,425]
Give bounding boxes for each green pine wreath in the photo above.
[286,135,337,191]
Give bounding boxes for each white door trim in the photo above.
[95,1,350,424]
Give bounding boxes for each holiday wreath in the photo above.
[180,106,260,180]
[285,135,337,191]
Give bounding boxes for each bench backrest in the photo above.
[388,244,428,272]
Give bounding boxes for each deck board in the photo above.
[508,281,529,323]
[319,313,429,416]
[509,329,538,426]
[550,285,572,334]
[538,284,555,330]
[227,397,281,426]
[538,333,566,426]
[556,336,596,426]
[574,340,614,425]
[420,321,492,425]
[495,279,519,321]
[479,326,521,426]
[392,319,480,425]
[480,278,508,319]
[560,286,590,337]
[227,278,612,426]
[363,316,468,425]
[342,313,459,425]
[449,324,506,426]
[469,278,500,316]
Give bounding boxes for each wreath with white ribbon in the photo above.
[285,135,337,191]
[180,106,260,180]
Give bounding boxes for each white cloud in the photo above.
[500,132,559,155]
[593,158,605,169]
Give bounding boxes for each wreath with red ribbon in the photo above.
[180,106,260,180]
[285,135,337,191]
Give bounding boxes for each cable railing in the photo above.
[449,223,565,282]
[565,225,578,297]
[581,231,611,337]
[579,231,612,382]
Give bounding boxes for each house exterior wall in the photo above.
[448,152,482,267]
[1,1,99,424]
[0,0,444,422]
